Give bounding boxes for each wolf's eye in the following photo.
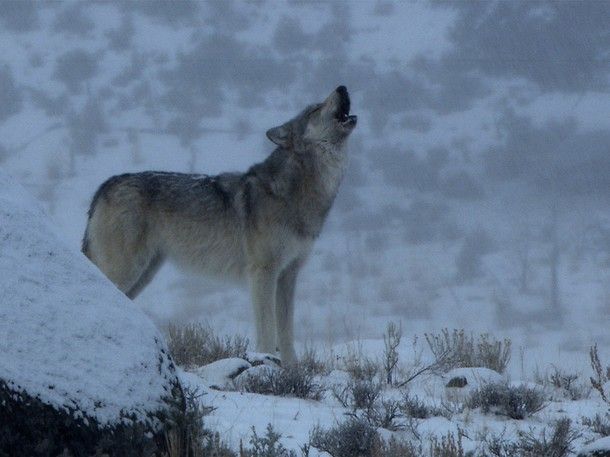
[310,107,321,115]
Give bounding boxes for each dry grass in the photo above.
[425,328,511,373]
[166,322,249,369]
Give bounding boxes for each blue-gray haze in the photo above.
[1,0,609,328]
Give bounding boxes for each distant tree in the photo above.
[546,203,562,323]
[514,222,533,294]
[126,128,141,165]
[0,65,23,123]
[0,0,39,32]
[440,170,484,200]
[53,49,98,94]
[66,95,108,174]
[455,228,494,284]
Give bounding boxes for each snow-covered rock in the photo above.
[233,363,280,390]
[0,171,182,453]
[578,436,610,457]
[246,351,282,367]
[192,358,251,389]
[444,367,504,390]
[443,367,505,403]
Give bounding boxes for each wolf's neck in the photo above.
[311,142,348,200]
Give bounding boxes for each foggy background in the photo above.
[2,0,610,370]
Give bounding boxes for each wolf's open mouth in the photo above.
[334,86,357,128]
[335,86,351,122]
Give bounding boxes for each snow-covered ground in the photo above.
[178,346,610,455]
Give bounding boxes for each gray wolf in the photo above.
[82,86,357,363]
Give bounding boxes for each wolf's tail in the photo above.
[82,174,128,258]
[82,193,96,258]
[81,225,91,258]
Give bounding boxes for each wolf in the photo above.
[82,86,357,363]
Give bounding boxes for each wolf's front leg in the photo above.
[249,267,278,354]
[275,260,301,364]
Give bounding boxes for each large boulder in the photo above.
[0,172,183,456]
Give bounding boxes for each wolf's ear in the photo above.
[266,123,291,147]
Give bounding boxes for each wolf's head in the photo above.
[266,86,357,150]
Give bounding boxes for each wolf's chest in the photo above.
[288,158,346,238]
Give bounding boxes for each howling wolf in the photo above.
[82,86,357,363]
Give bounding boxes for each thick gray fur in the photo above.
[82,86,357,363]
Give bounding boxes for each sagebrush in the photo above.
[467,382,546,420]
[309,418,380,457]
[240,364,324,400]
[240,424,296,457]
[166,322,249,369]
[425,328,511,373]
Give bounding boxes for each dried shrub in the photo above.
[364,398,404,432]
[376,436,423,457]
[425,329,511,373]
[467,383,546,420]
[300,347,330,376]
[516,418,580,457]
[383,322,402,385]
[332,379,381,411]
[240,364,324,400]
[166,322,249,369]
[164,386,213,457]
[310,418,380,457]
[484,419,580,457]
[429,431,465,457]
[590,344,610,404]
[343,355,379,382]
[582,413,610,437]
[401,393,444,419]
[241,424,296,457]
[547,366,589,400]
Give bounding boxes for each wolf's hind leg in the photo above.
[126,253,164,299]
[85,200,154,297]
[96,249,150,296]
[249,266,278,354]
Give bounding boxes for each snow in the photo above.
[178,351,610,455]
[580,436,610,454]
[180,368,345,456]
[0,170,178,426]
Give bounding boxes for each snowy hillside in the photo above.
[0,169,179,427]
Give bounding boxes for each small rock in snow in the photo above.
[446,376,468,388]
[192,358,251,390]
